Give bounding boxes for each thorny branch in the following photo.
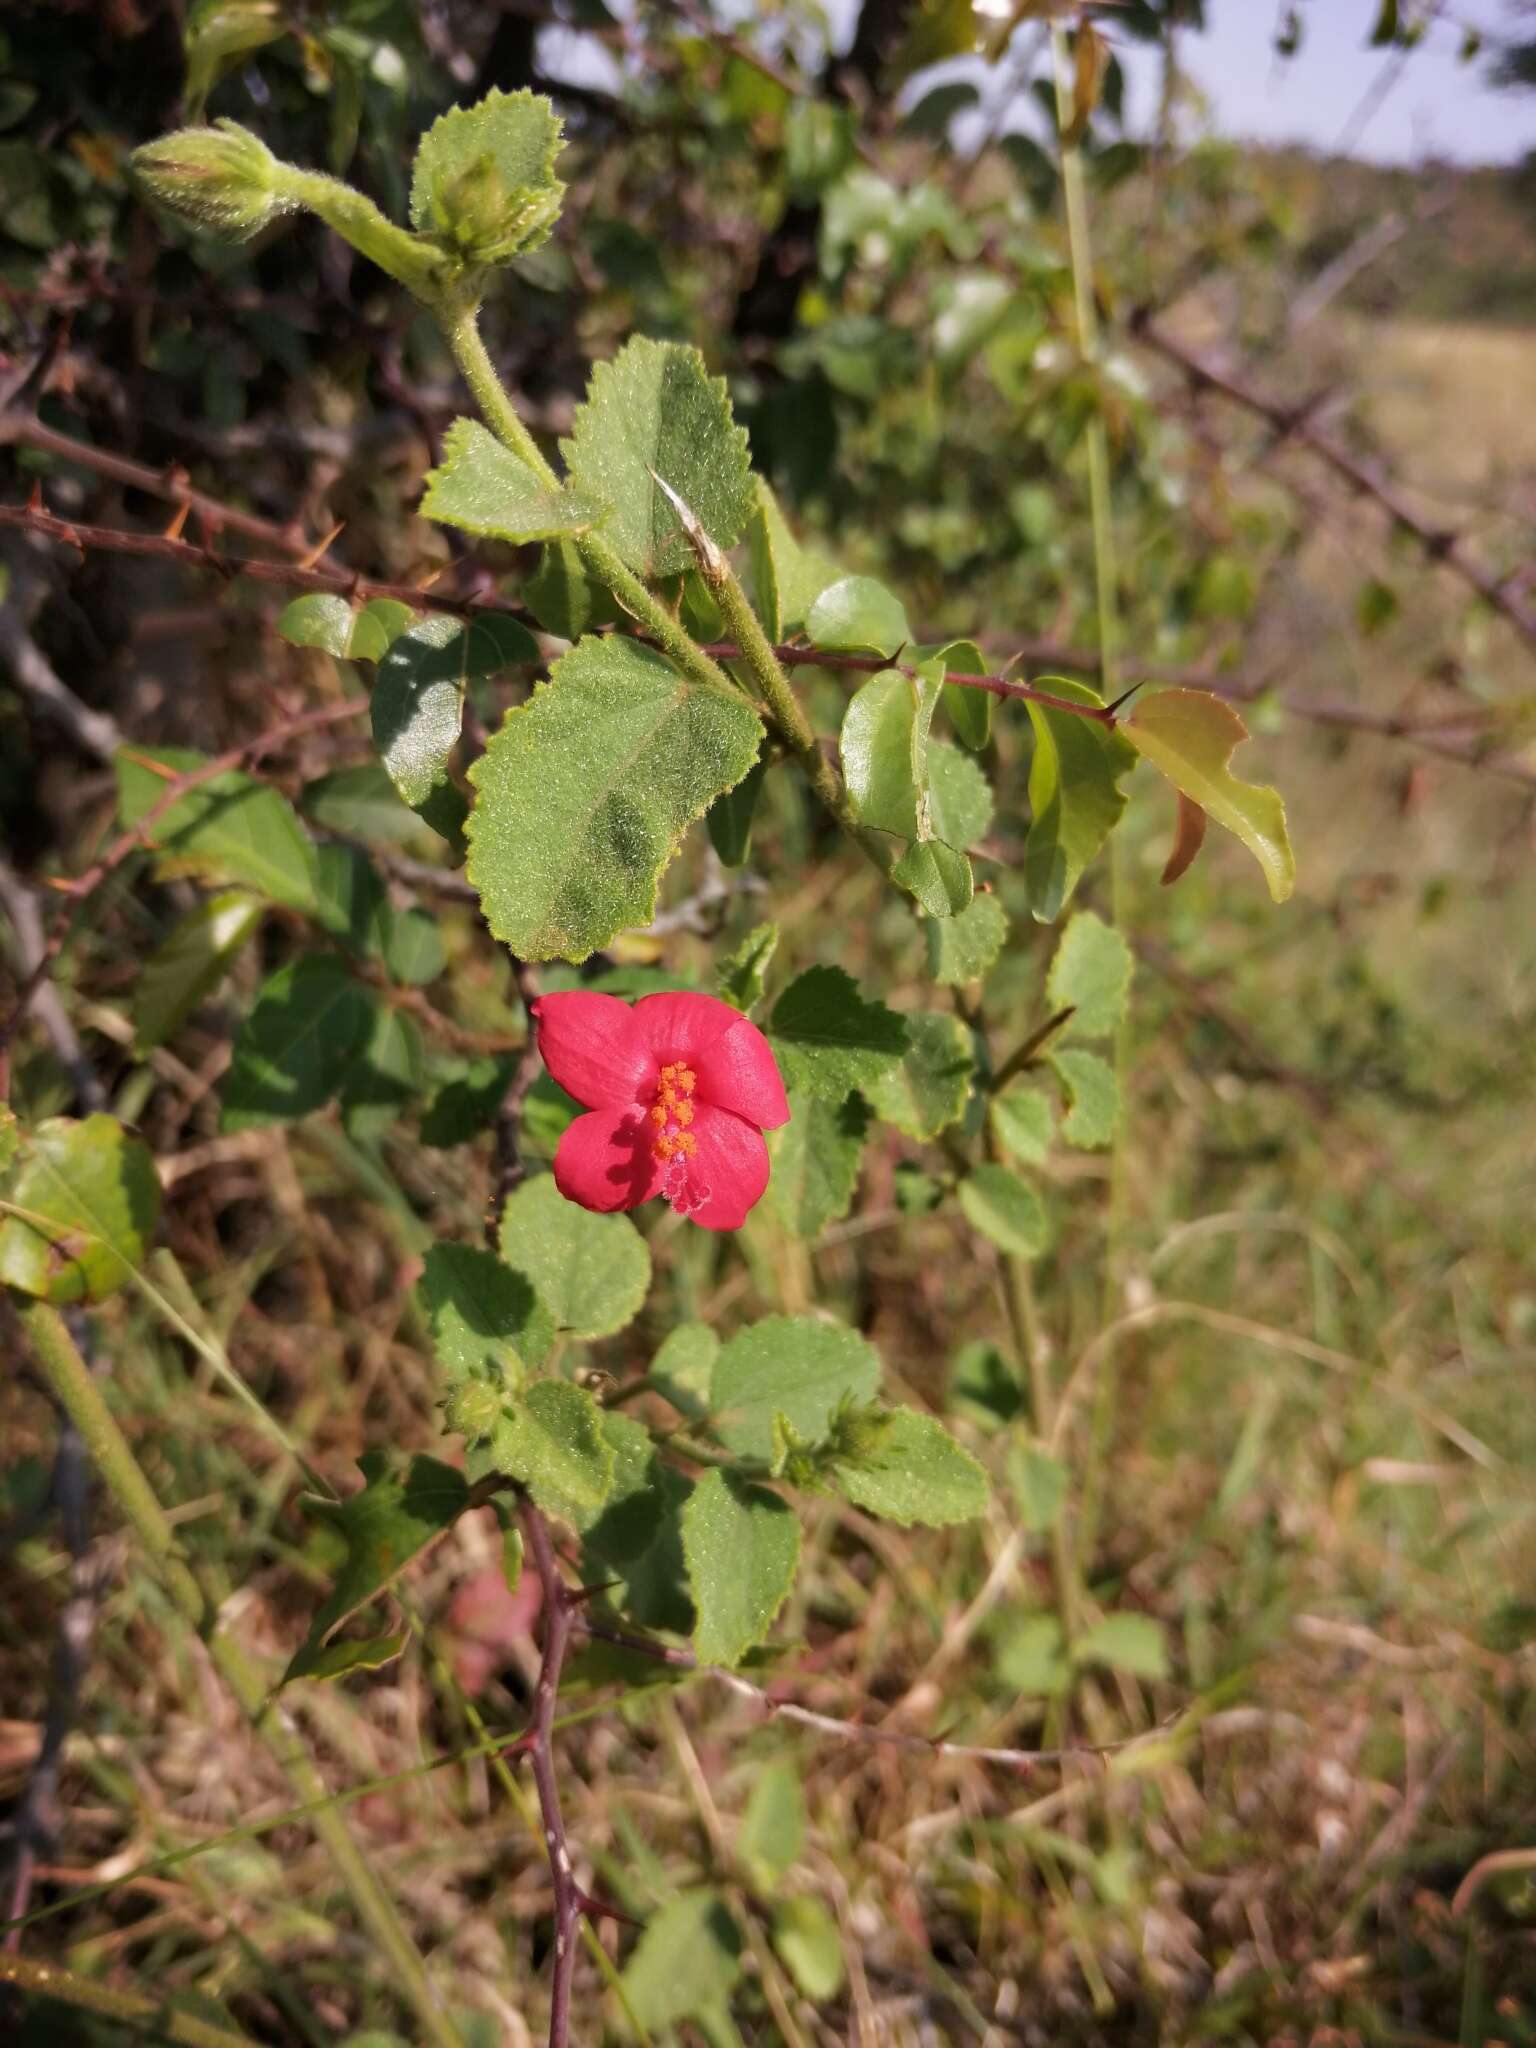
[515,1502,583,2048]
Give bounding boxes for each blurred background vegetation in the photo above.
[2,1,1534,2043]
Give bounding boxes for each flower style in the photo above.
[532,990,790,1231]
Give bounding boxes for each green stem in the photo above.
[710,561,852,823]
[13,1296,465,2048]
[0,1952,260,2048]
[437,292,560,484]
[282,167,447,302]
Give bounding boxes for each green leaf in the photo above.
[562,336,755,581]
[284,1452,468,1683]
[1048,1047,1118,1147]
[958,1164,1049,1258]
[948,1340,1022,1429]
[283,1632,409,1685]
[220,958,372,1132]
[682,1470,801,1665]
[767,1090,869,1238]
[276,593,414,661]
[1005,1440,1068,1530]
[841,665,974,916]
[133,891,262,1054]
[865,1010,973,1140]
[621,1889,744,2031]
[420,419,598,545]
[711,1314,882,1461]
[993,1614,1069,1696]
[891,838,973,918]
[383,908,446,988]
[913,638,989,750]
[1023,678,1136,922]
[340,1003,425,1140]
[705,755,765,867]
[1122,689,1295,903]
[830,1408,988,1527]
[738,1762,805,1885]
[771,1895,845,2002]
[927,739,994,851]
[748,479,840,638]
[468,1378,615,1515]
[419,1242,541,1391]
[420,1054,518,1148]
[373,612,537,811]
[497,1172,650,1341]
[465,634,762,962]
[572,1411,694,1632]
[525,538,623,640]
[314,843,390,959]
[409,88,565,261]
[1045,910,1133,1042]
[716,921,778,1014]
[1074,1611,1169,1681]
[804,575,910,657]
[767,966,908,1102]
[116,745,318,912]
[0,1114,161,1304]
[926,893,1008,987]
[650,1322,719,1423]
[302,763,424,846]
[990,1086,1053,1165]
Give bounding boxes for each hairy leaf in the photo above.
[830,1408,989,1527]
[1049,1047,1119,1147]
[959,1164,1049,1258]
[682,1470,800,1666]
[497,1171,650,1342]
[409,87,565,260]
[715,921,779,1014]
[373,611,537,811]
[990,1085,1054,1165]
[927,892,1009,986]
[420,419,597,545]
[767,966,908,1101]
[711,1313,882,1460]
[1045,910,1133,1041]
[466,635,763,961]
[419,1242,542,1391]
[468,1378,614,1515]
[865,1010,974,1140]
[767,1090,869,1238]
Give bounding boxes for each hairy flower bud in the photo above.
[130,120,287,242]
[443,1380,505,1443]
[427,151,564,266]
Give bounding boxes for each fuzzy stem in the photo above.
[13,1296,464,2048]
[709,561,853,824]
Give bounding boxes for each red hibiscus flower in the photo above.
[531,990,790,1231]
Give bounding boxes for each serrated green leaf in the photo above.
[0,1114,161,1304]
[419,1242,541,1391]
[927,738,994,851]
[891,838,973,917]
[621,1888,744,2030]
[715,921,778,1014]
[650,1322,719,1423]
[116,745,317,912]
[409,87,565,261]
[373,611,537,811]
[221,958,373,1131]
[420,419,598,545]
[1123,688,1295,903]
[1049,1046,1118,1147]
[284,1452,469,1684]
[830,1407,988,1527]
[927,892,1008,987]
[958,1164,1049,1258]
[865,1010,973,1140]
[711,1314,882,1460]
[738,1762,805,1885]
[990,1085,1054,1165]
[805,575,910,656]
[133,891,262,1054]
[1045,910,1133,1041]
[767,966,908,1101]
[767,1089,869,1238]
[466,635,762,962]
[562,336,755,580]
[276,593,414,661]
[771,1896,845,2002]
[1074,1611,1169,1681]
[468,1377,615,1516]
[682,1470,800,1665]
[497,1171,650,1341]
[705,755,765,867]
[748,479,840,639]
[1023,678,1136,922]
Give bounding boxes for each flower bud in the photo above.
[443,1379,505,1443]
[426,150,564,266]
[130,121,288,242]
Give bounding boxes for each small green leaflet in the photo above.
[133,891,262,1055]
[767,1090,869,1238]
[805,575,911,657]
[842,664,972,917]
[829,1408,988,1527]
[748,478,840,639]
[649,1323,719,1424]
[569,1411,693,1633]
[990,1085,1054,1165]
[865,1010,973,1140]
[710,1313,882,1461]
[562,336,755,581]
[277,593,415,661]
[283,1452,469,1685]
[621,1889,744,2031]
[466,1378,615,1516]
[1023,676,1136,923]
[497,1172,650,1343]
[418,1241,541,1390]
[682,1469,801,1666]
[738,1761,805,1885]
[0,1114,161,1304]
[1045,910,1133,1041]
[525,538,623,639]
[373,611,538,811]
[116,745,318,913]
[909,638,988,751]
[767,966,908,1101]
[466,635,763,962]
[1074,1611,1170,1681]
[715,921,778,1013]
[1048,1047,1118,1147]
[958,1164,1049,1259]
[771,1896,846,2002]
[409,87,565,261]
[927,892,1008,987]
[1123,688,1295,903]
[221,957,374,1131]
[419,419,597,545]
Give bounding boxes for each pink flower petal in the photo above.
[686,1102,772,1231]
[631,991,744,1066]
[552,1108,662,1212]
[696,1016,790,1131]
[534,991,652,1110]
